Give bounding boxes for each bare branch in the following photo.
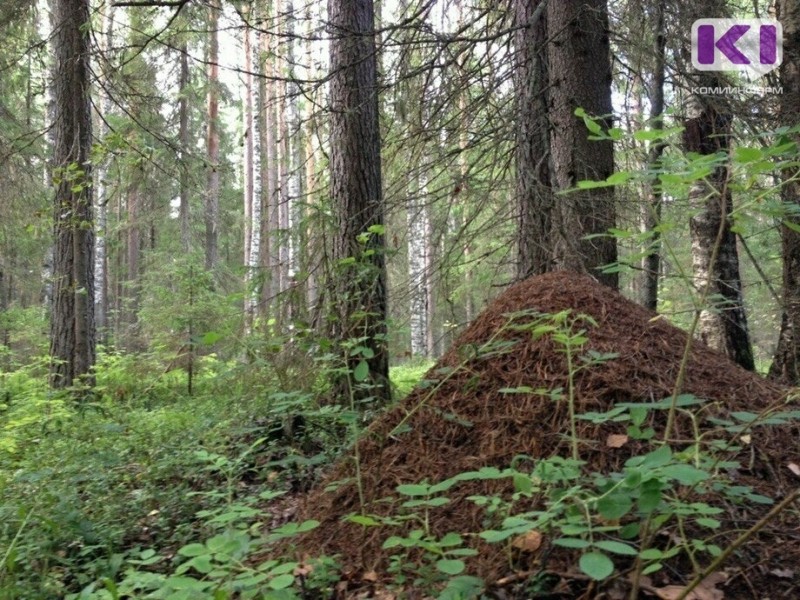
[112,0,189,7]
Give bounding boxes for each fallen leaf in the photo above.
[362,570,379,582]
[648,572,726,600]
[607,434,629,448]
[787,462,800,477]
[771,568,794,578]
[512,530,543,552]
[740,434,751,445]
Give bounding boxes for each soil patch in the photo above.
[289,272,800,597]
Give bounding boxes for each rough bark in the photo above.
[257,21,276,324]
[770,0,800,381]
[514,0,553,280]
[328,0,390,402]
[204,0,220,272]
[178,38,191,253]
[126,178,140,340]
[640,0,666,311]
[50,0,96,388]
[546,0,618,288]
[683,98,754,370]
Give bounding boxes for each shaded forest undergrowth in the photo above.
[2,273,800,599]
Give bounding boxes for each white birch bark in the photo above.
[408,171,430,357]
[94,2,113,340]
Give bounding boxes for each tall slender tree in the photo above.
[770,0,800,381]
[204,0,220,272]
[679,0,754,371]
[178,36,191,253]
[328,0,390,402]
[50,0,96,387]
[94,1,114,341]
[640,0,667,311]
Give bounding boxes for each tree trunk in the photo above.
[683,98,754,370]
[546,0,617,288]
[407,171,429,358]
[179,38,191,253]
[126,179,141,346]
[640,0,666,311]
[328,0,390,402]
[94,2,113,342]
[257,21,276,325]
[243,13,257,333]
[50,0,96,388]
[204,0,220,272]
[514,0,553,280]
[770,0,800,381]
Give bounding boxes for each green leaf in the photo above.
[734,146,762,162]
[479,529,515,543]
[268,574,295,590]
[439,533,463,546]
[178,544,207,558]
[593,541,638,556]
[634,129,667,141]
[696,517,721,529]
[640,548,663,560]
[200,331,222,345]
[396,483,430,496]
[553,538,591,549]
[382,536,405,549]
[345,514,381,527]
[353,360,369,382]
[436,559,466,575]
[164,576,211,591]
[579,551,614,580]
[597,494,633,521]
[660,464,709,485]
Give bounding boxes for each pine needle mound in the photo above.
[291,272,800,594]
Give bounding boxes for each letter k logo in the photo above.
[692,19,782,76]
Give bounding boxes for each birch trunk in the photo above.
[94,2,113,341]
[243,13,257,333]
[407,171,429,358]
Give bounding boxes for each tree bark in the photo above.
[94,1,114,342]
[514,0,553,280]
[178,38,191,253]
[204,0,220,272]
[770,0,800,381]
[243,12,257,333]
[546,0,618,288]
[328,0,390,402]
[640,0,666,311]
[50,0,96,388]
[407,170,430,358]
[257,19,276,325]
[683,98,754,370]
